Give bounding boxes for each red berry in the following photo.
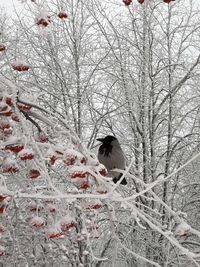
[123,0,132,6]
[28,169,40,179]
[3,165,19,173]
[36,16,51,27]
[58,11,68,19]
[99,168,107,176]
[163,0,175,2]
[85,200,103,210]
[12,64,30,71]
[0,205,6,214]
[49,155,57,165]
[0,44,6,52]
[11,113,20,122]
[70,171,88,179]
[5,97,13,106]
[2,111,13,117]
[20,154,34,160]
[30,206,43,212]
[5,144,24,154]
[17,104,32,111]
[36,132,48,143]
[96,186,107,194]
[79,182,90,190]
[46,203,56,213]
[89,203,102,209]
[0,246,6,256]
[0,223,6,233]
[19,148,34,161]
[46,227,64,238]
[29,216,45,228]
[63,155,76,166]
[0,121,10,130]
[47,232,63,239]
[0,195,7,202]
[61,222,76,232]
[60,217,76,232]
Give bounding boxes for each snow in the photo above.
[29,216,45,227]
[175,222,191,237]
[0,245,6,256]
[1,1,200,265]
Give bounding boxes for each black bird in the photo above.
[97,135,127,185]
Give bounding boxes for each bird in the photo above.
[97,135,127,185]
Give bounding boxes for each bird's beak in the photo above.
[97,138,104,142]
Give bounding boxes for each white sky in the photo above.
[0,0,23,14]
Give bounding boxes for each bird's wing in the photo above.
[98,145,125,171]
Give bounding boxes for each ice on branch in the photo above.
[0,77,200,266]
[175,222,191,239]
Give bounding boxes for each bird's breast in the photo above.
[98,145,125,171]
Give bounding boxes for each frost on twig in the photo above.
[0,77,200,266]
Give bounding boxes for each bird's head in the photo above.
[97,135,117,145]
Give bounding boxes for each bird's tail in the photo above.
[113,174,127,185]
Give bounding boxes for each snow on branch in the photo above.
[0,74,200,265]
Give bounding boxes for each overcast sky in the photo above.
[0,0,23,14]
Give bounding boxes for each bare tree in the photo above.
[1,0,200,266]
